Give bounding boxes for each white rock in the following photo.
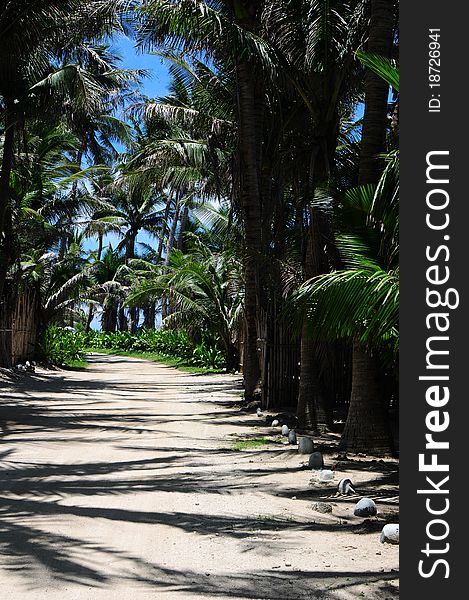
[354,497,377,517]
[288,430,297,444]
[281,424,290,436]
[380,523,399,544]
[319,469,334,482]
[271,419,280,427]
[298,437,314,454]
[338,478,356,495]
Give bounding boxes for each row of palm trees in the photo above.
[1,0,399,455]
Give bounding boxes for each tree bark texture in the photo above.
[341,0,395,455]
[236,58,263,400]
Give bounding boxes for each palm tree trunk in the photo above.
[236,59,263,401]
[176,204,189,250]
[117,305,127,332]
[0,105,15,302]
[126,231,139,333]
[157,195,172,262]
[341,0,395,455]
[102,302,118,332]
[164,202,180,268]
[297,210,331,431]
[143,303,156,329]
[339,345,393,455]
[0,105,16,367]
[58,150,84,261]
[359,0,395,184]
[162,201,180,321]
[85,233,103,333]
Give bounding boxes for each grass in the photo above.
[232,436,281,451]
[62,358,88,370]
[84,347,225,374]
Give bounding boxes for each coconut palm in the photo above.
[0,0,126,293]
[135,0,282,399]
[91,246,127,332]
[0,0,129,365]
[292,150,398,454]
[127,235,243,371]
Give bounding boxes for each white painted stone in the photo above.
[338,478,356,495]
[380,524,399,544]
[319,469,334,482]
[354,497,377,517]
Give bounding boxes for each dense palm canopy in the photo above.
[292,150,399,367]
[0,0,399,455]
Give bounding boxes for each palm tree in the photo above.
[127,235,243,371]
[18,234,93,337]
[345,0,397,454]
[254,0,366,422]
[292,151,399,455]
[0,0,127,365]
[0,0,126,293]
[91,247,126,332]
[96,171,166,331]
[358,0,396,184]
[135,0,280,399]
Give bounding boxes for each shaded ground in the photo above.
[0,354,398,599]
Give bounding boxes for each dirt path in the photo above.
[0,354,398,599]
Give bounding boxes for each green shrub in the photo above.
[190,340,224,369]
[41,326,85,366]
[82,328,218,366]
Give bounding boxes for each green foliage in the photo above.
[191,340,225,369]
[232,436,281,451]
[83,328,225,369]
[41,326,85,366]
[127,237,242,370]
[355,51,399,92]
[289,151,399,368]
[43,326,227,370]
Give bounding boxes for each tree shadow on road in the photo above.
[0,356,398,597]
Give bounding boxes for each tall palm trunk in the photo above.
[117,305,127,331]
[102,300,118,332]
[339,346,393,455]
[0,104,16,367]
[164,202,180,268]
[143,303,156,329]
[162,201,180,320]
[297,210,331,431]
[58,150,83,261]
[126,231,139,333]
[236,59,263,401]
[0,104,15,301]
[358,0,395,184]
[341,0,395,455]
[157,195,172,262]
[85,233,103,333]
[176,204,189,250]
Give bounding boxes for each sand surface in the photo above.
[0,354,399,599]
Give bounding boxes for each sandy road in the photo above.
[0,354,398,599]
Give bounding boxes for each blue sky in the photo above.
[83,35,170,255]
[85,36,170,328]
[114,33,171,99]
